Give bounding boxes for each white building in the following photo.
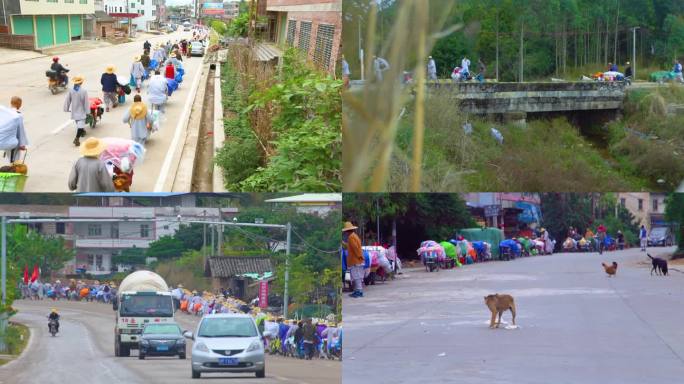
[103,0,163,31]
[265,193,341,217]
[63,193,224,275]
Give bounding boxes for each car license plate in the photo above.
[156,345,169,351]
[218,357,238,366]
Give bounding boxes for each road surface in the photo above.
[343,246,684,384]
[0,300,339,384]
[0,30,202,192]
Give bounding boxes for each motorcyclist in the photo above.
[48,307,60,332]
[50,57,69,86]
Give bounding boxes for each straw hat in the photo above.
[342,222,358,232]
[134,55,141,62]
[105,65,115,74]
[73,76,84,85]
[79,137,106,157]
[177,284,184,288]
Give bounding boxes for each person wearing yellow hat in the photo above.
[122,94,152,144]
[48,307,60,333]
[342,221,364,298]
[63,75,89,146]
[100,65,118,112]
[130,55,145,93]
[68,137,115,192]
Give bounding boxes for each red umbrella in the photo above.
[23,265,29,284]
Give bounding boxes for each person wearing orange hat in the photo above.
[342,221,364,298]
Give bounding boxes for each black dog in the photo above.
[648,254,668,276]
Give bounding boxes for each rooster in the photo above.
[602,262,618,277]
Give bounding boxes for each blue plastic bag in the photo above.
[175,73,183,83]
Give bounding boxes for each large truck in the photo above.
[113,270,175,357]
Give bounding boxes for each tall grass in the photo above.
[343,0,456,192]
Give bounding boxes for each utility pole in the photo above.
[283,222,291,319]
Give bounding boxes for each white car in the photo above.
[184,313,271,379]
[190,41,204,57]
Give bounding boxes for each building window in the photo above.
[313,23,335,70]
[56,222,65,235]
[47,0,57,3]
[286,19,296,46]
[111,223,119,239]
[88,224,102,237]
[141,10,144,15]
[96,255,103,270]
[140,224,150,238]
[80,0,87,4]
[653,199,658,211]
[87,254,94,265]
[620,198,626,207]
[638,199,643,211]
[298,21,312,53]
[131,3,135,8]
[65,0,75,3]
[141,0,144,4]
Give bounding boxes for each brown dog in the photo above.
[484,294,516,329]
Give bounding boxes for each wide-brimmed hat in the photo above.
[342,221,358,232]
[80,137,106,157]
[105,65,115,74]
[177,284,184,288]
[73,76,84,85]
[134,55,141,62]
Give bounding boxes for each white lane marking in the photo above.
[153,61,204,192]
[52,120,72,135]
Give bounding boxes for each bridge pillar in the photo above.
[502,111,527,128]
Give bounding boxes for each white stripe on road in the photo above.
[153,60,204,192]
[51,120,72,135]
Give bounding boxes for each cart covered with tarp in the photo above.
[459,228,504,259]
[439,241,462,267]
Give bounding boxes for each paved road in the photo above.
[0,30,202,192]
[0,300,339,384]
[343,247,684,384]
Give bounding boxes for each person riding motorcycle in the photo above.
[48,308,60,332]
[50,57,69,86]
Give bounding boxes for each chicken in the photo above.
[602,262,618,277]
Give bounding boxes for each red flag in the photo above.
[30,264,39,283]
[23,265,29,284]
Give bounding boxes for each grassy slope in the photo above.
[389,85,684,192]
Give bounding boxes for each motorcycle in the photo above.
[48,318,58,336]
[424,253,439,272]
[45,69,69,94]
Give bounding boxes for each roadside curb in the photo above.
[170,60,211,191]
[213,62,226,192]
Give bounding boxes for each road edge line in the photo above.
[153,55,204,192]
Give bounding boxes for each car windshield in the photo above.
[198,317,258,338]
[650,228,667,237]
[143,324,181,335]
[120,294,173,317]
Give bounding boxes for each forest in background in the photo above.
[344,0,684,80]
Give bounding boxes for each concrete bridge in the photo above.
[428,81,626,115]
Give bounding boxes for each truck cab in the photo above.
[112,271,175,357]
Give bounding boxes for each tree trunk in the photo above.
[604,17,609,66]
[519,22,524,82]
[496,12,499,82]
[614,0,620,63]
